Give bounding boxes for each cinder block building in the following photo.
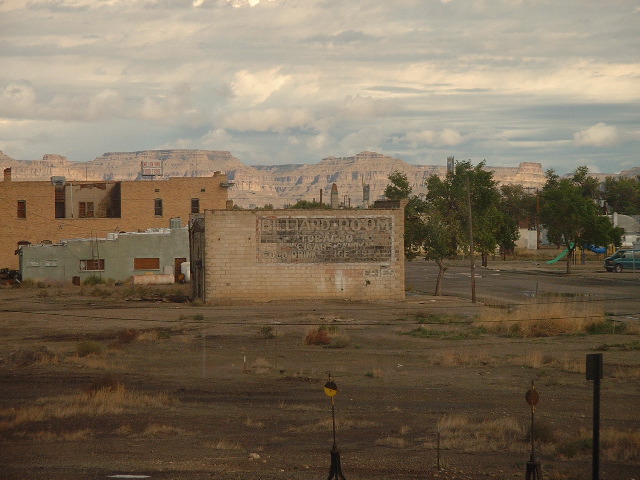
[190,207,405,303]
[0,168,230,269]
[20,219,189,284]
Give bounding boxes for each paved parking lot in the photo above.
[405,259,640,320]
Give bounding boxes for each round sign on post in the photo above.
[525,388,539,408]
[324,380,338,398]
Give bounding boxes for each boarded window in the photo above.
[191,198,200,214]
[17,200,26,218]
[134,257,160,270]
[154,198,163,216]
[80,259,105,271]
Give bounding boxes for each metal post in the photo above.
[586,353,603,480]
[525,381,542,479]
[324,376,346,480]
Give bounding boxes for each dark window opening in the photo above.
[78,201,94,218]
[191,198,200,214]
[154,198,163,216]
[80,259,104,271]
[17,200,26,218]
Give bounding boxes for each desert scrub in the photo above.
[431,414,526,453]
[259,325,276,339]
[0,384,172,430]
[474,300,607,337]
[405,326,484,340]
[83,275,105,285]
[304,325,332,345]
[76,340,104,357]
[415,312,470,324]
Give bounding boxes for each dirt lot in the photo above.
[1,264,639,480]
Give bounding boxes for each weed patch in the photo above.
[304,325,332,345]
[474,301,606,337]
[406,326,483,340]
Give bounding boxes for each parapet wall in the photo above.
[196,208,405,302]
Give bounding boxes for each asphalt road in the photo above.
[405,259,640,320]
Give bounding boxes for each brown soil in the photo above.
[0,275,638,480]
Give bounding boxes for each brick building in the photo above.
[0,168,230,269]
[190,207,405,303]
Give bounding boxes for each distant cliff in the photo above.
[1,149,632,208]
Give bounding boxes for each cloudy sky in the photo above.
[1,0,639,173]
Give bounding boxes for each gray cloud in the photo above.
[0,0,638,174]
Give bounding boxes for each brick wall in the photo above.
[0,175,228,269]
[197,208,405,302]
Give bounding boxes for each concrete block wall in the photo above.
[201,209,405,302]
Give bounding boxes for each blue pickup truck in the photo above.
[604,249,640,272]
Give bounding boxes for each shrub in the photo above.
[116,329,139,344]
[304,325,332,345]
[259,326,276,339]
[76,340,104,357]
[83,275,105,285]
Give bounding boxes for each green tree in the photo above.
[602,176,640,215]
[288,199,325,209]
[422,160,509,294]
[384,172,426,260]
[498,184,538,256]
[540,167,622,274]
[384,171,412,200]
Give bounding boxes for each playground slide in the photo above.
[586,244,607,254]
[546,242,575,264]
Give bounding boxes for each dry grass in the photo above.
[205,439,243,450]
[251,356,273,374]
[475,300,606,337]
[0,384,172,431]
[432,350,493,367]
[141,423,188,436]
[244,417,266,428]
[67,355,110,369]
[602,428,640,461]
[286,417,378,433]
[278,402,321,412]
[7,346,58,366]
[29,428,93,442]
[430,414,526,453]
[375,436,408,448]
[555,428,640,462]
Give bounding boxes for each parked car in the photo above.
[604,249,640,272]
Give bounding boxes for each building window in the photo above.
[78,201,94,218]
[154,198,163,216]
[134,257,160,270]
[191,198,200,214]
[80,259,105,271]
[17,200,26,218]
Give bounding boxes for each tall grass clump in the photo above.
[474,300,607,337]
[76,340,104,357]
[432,414,526,452]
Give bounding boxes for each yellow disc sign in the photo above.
[324,380,338,397]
